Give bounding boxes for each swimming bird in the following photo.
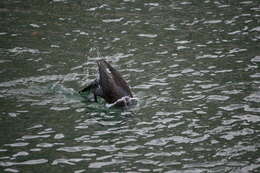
[79,60,133,106]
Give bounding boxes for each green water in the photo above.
[0,0,260,172]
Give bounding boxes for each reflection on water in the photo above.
[0,0,260,172]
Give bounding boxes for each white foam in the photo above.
[106,96,138,108]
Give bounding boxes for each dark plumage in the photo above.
[79,60,133,106]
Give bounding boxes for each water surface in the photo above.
[0,0,260,172]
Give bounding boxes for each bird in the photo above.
[79,60,134,107]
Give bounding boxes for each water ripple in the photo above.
[137,34,158,38]
[88,159,126,168]
[1,0,260,172]
[8,47,42,54]
[0,159,48,167]
[52,158,89,166]
[57,145,119,153]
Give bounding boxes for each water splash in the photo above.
[105,96,138,108]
